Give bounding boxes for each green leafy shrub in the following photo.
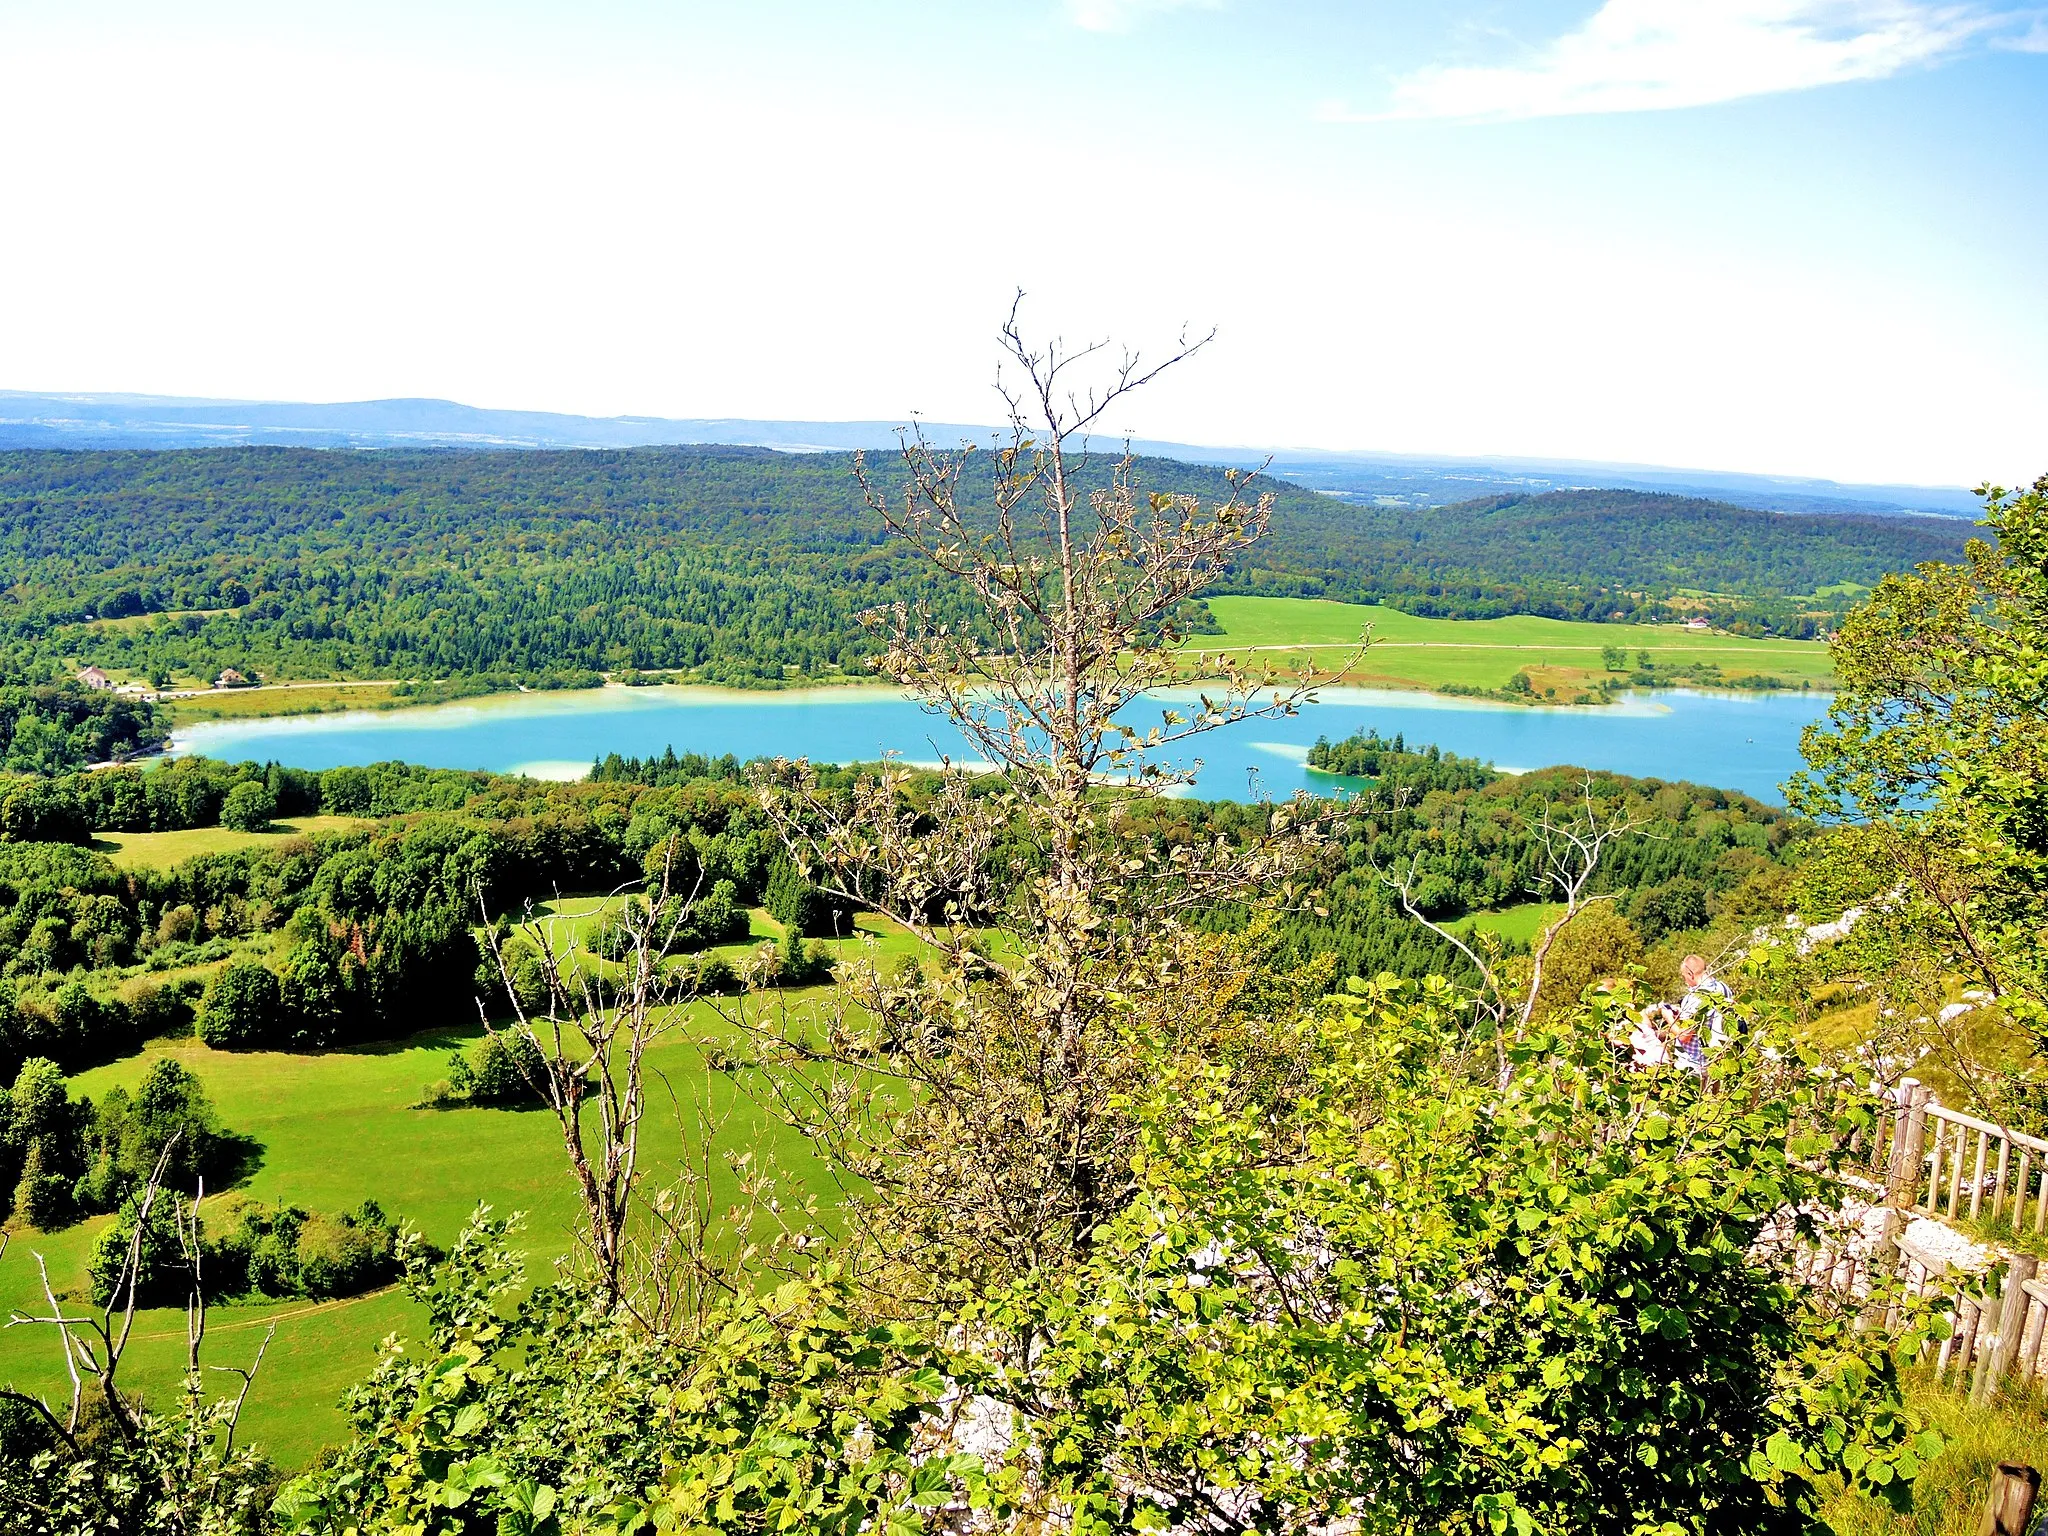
[218,780,277,832]
[690,953,740,995]
[195,961,282,1049]
[294,1202,402,1298]
[275,1212,1000,1535]
[104,1194,405,1306]
[446,1029,546,1107]
[776,925,831,985]
[664,878,749,952]
[966,976,1940,1534]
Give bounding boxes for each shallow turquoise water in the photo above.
[173,684,1830,805]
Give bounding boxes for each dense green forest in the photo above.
[0,744,1792,1093]
[0,447,1966,693]
[0,683,164,773]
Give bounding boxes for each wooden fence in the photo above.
[1800,1076,2048,1402]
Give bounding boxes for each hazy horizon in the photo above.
[0,386,1988,517]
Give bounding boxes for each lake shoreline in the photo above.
[163,664,1831,735]
[164,681,1831,807]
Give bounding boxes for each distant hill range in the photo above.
[0,445,1969,699]
[0,390,1982,521]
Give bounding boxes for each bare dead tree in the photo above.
[1516,783,1651,1029]
[611,1066,824,1339]
[1383,773,1645,1081]
[4,1142,178,1444]
[477,853,708,1315]
[1,1144,273,1528]
[173,1179,275,1461]
[741,299,1356,1305]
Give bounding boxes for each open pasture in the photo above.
[0,909,919,1467]
[1181,596,1835,696]
[163,681,409,724]
[93,814,373,870]
[1449,902,1569,946]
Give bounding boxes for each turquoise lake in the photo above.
[172,684,1831,805]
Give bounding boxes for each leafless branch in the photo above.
[475,850,705,1312]
[739,303,1349,1310]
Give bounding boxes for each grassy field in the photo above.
[0,1023,581,1468]
[92,815,373,870]
[163,682,408,723]
[0,906,921,1468]
[85,607,245,636]
[1819,1374,2048,1536]
[1180,596,1835,698]
[1449,902,1568,946]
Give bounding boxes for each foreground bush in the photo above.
[963,976,1940,1535]
[274,981,1937,1536]
[275,1213,1001,1535]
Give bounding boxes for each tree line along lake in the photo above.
[170,681,1831,806]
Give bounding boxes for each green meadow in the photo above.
[1181,596,1835,697]
[163,683,409,724]
[0,902,921,1468]
[1449,902,1569,946]
[93,815,373,871]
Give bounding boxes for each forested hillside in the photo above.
[1234,486,1971,629]
[0,447,1967,690]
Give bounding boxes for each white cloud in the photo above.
[1065,0,1217,34]
[1350,1,2007,122]
[2004,11,2048,46]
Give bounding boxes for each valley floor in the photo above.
[1178,596,1835,702]
[121,598,1840,733]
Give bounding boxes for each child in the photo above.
[1674,953,1732,1073]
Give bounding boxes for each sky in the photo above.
[0,1,2042,486]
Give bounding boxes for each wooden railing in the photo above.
[1799,1077,2048,1402]
[1912,1094,2048,1234]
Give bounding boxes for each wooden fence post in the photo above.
[1870,1083,1933,1306]
[1889,1082,1931,1210]
[2020,1281,2048,1386]
[1971,1300,2005,1403]
[1942,1296,1980,1381]
[1982,1256,2041,1403]
[1976,1462,2038,1536]
[1886,1080,1916,1193]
